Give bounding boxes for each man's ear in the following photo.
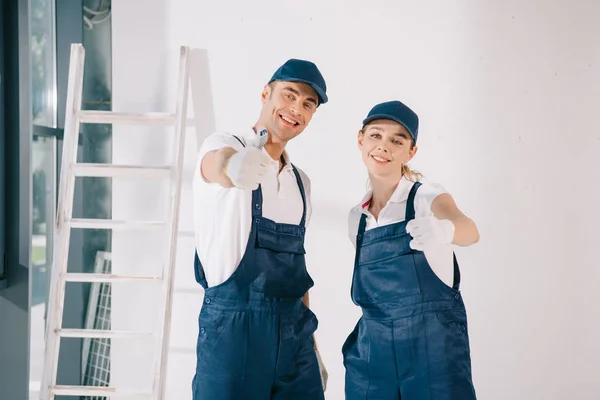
[261,84,271,104]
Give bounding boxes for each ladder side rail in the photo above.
[41,43,86,400]
[153,46,191,400]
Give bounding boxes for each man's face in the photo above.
[260,81,319,143]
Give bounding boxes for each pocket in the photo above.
[197,306,228,354]
[286,302,318,343]
[256,226,306,255]
[342,317,370,387]
[251,246,312,298]
[250,254,313,297]
[434,309,470,351]
[352,253,421,304]
[357,233,411,265]
[427,309,474,389]
[342,320,360,358]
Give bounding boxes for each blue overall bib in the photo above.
[192,140,324,400]
[343,181,476,399]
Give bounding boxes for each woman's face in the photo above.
[358,119,418,179]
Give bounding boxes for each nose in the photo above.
[289,103,301,116]
[291,97,305,114]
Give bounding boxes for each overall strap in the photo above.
[290,164,307,227]
[405,181,422,221]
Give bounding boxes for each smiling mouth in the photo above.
[371,154,391,164]
[279,114,300,127]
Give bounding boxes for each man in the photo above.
[191,59,328,400]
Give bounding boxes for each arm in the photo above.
[200,147,237,187]
[431,193,480,246]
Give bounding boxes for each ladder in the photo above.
[40,43,190,399]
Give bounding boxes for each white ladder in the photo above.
[40,43,190,399]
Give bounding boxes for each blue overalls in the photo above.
[343,181,477,399]
[192,140,324,400]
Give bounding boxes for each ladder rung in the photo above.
[174,286,202,294]
[64,273,162,283]
[51,385,152,397]
[178,230,194,238]
[69,218,166,230]
[78,110,176,125]
[57,329,155,339]
[73,163,172,178]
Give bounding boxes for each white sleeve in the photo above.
[192,132,252,286]
[347,208,360,248]
[195,131,246,183]
[414,180,448,218]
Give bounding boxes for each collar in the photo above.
[355,176,413,213]
[240,128,293,172]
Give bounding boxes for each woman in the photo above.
[342,100,479,399]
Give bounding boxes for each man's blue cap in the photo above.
[268,59,328,105]
[362,100,419,143]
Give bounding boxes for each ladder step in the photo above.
[174,286,202,295]
[69,218,166,230]
[51,385,152,397]
[178,230,194,238]
[73,163,172,178]
[57,329,156,339]
[78,110,176,125]
[64,273,162,283]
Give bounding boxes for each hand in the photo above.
[406,216,455,251]
[315,348,328,392]
[224,136,272,190]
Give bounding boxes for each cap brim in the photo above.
[362,114,416,140]
[281,78,328,105]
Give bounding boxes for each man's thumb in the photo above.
[247,127,268,149]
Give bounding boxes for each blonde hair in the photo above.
[402,163,423,182]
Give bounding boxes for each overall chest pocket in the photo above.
[252,221,311,297]
[353,233,421,304]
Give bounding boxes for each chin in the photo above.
[277,127,302,141]
[367,163,399,179]
[271,131,292,143]
[368,159,391,171]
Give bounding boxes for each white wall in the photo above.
[111,1,600,399]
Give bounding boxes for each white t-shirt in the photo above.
[192,129,312,287]
[347,176,455,288]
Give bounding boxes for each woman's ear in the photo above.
[407,144,418,161]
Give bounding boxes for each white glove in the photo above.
[224,135,272,190]
[406,216,455,251]
[315,348,328,392]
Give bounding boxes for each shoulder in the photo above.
[199,131,246,154]
[348,206,362,228]
[347,204,364,246]
[347,190,369,230]
[415,178,448,207]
